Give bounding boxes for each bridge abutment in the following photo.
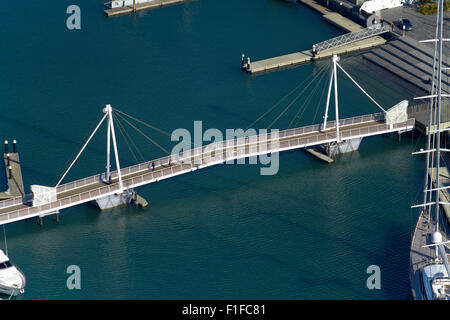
[94,189,134,210]
[94,189,148,210]
[322,137,363,157]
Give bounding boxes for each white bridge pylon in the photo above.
[55,104,123,192]
[322,54,387,142]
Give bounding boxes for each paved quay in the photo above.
[380,4,450,52]
[245,0,386,74]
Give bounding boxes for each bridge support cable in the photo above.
[114,108,172,138]
[335,62,386,113]
[114,114,145,164]
[267,65,329,129]
[287,65,330,129]
[113,108,204,152]
[114,111,171,156]
[55,112,108,188]
[246,63,328,131]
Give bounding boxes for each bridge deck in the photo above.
[0,113,414,225]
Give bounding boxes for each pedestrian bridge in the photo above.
[0,55,417,226]
[0,112,414,226]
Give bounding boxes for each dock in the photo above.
[0,141,25,200]
[246,37,386,74]
[304,148,334,163]
[133,192,148,208]
[104,0,193,17]
[244,0,386,74]
[299,0,362,33]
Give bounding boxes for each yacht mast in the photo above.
[434,0,444,235]
[423,8,440,218]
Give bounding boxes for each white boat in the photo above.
[0,249,26,297]
[422,264,450,299]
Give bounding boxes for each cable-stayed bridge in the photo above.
[0,56,417,225]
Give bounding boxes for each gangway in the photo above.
[313,23,389,54]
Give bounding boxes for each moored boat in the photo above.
[409,0,450,300]
[0,249,26,297]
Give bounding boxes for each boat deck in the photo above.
[410,208,450,299]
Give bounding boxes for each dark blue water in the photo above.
[0,0,426,299]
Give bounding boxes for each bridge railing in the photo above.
[0,119,415,224]
[314,23,389,54]
[2,111,385,206]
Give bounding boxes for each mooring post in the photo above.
[4,140,8,154]
[8,166,12,180]
[13,140,16,153]
[6,154,10,167]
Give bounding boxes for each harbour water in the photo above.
[0,0,426,299]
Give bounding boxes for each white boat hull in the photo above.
[0,283,24,297]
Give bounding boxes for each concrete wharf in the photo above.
[363,35,450,94]
[244,0,386,74]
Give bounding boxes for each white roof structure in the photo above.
[361,0,404,14]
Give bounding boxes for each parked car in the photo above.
[399,18,413,31]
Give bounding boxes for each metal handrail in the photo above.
[314,23,389,54]
[0,119,415,224]
[0,112,393,211]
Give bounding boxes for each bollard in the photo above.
[13,140,16,153]
[8,166,12,179]
[402,25,405,37]
[241,53,245,68]
[6,154,10,167]
[247,57,251,71]
[4,140,7,154]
